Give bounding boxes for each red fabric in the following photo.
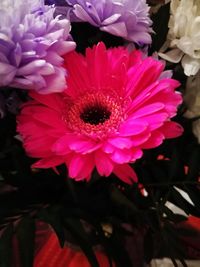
[187,216,200,231]
[180,216,200,259]
[34,232,115,267]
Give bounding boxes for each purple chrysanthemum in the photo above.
[65,0,152,44]
[0,0,76,94]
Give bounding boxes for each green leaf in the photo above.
[0,224,13,267]
[106,235,133,267]
[183,186,200,213]
[176,225,200,237]
[169,188,200,217]
[149,161,168,183]
[161,223,186,267]
[37,206,65,248]
[16,217,35,267]
[92,222,114,267]
[162,206,187,223]
[178,258,188,267]
[162,222,187,258]
[187,147,200,181]
[170,258,179,267]
[143,230,154,263]
[168,148,185,182]
[64,218,100,267]
[110,186,138,214]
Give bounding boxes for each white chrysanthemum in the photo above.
[184,70,200,142]
[184,70,200,118]
[159,0,200,76]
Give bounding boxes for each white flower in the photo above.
[184,70,200,118]
[193,120,200,143]
[158,0,200,76]
[184,70,200,142]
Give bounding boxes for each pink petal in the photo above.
[119,119,148,136]
[17,115,35,131]
[111,149,132,164]
[24,136,55,157]
[102,143,115,153]
[125,58,164,98]
[159,121,183,138]
[128,50,143,67]
[131,148,143,161]
[48,129,68,138]
[64,52,91,99]
[130,103,165,119]
[32,106,65,129]
[131,132,151,146]
[86,42,108,89]
[32,156,65,168]
[113,164,138,184]
[142,112,169,131]
[68,154,94,180]
[52,133,101,154]
[141,91,182,117]
[108,137,132,149]
[29,91,64,111]
[95,150,114,176]
[127,79,180,113]
[68,138,101,154]
[141,131,165,149]
[51,135,72,155]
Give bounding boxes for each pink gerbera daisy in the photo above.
[17,42,183,184]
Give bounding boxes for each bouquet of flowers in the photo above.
[0,0,200,266]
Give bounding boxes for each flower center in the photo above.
[65,92,124,138]
[80,105,111,125]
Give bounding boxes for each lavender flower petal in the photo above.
[0,0,76,94]
[65,0,152,44]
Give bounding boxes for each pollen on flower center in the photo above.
[80,105,111,125]
[65,92,124,138]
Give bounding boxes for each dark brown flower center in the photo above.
[66,92,123,138]
[80,105,111,125]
